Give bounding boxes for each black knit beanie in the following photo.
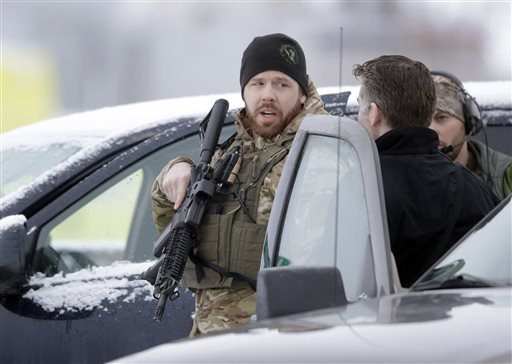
[240,33,308,96]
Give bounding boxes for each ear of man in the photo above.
[368,102,391,139]
[368,102,381,127]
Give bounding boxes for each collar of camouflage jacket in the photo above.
[233,78,328,150]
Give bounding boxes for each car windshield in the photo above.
[413,197,512,290]
[1,144,82,197]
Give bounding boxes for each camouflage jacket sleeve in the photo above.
[151,156,194,233]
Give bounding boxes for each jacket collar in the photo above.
[376,127,440,155]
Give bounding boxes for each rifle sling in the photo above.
[219,131,238,150]
[188,253,257,291]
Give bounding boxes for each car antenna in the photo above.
[334,26,344,270]
[338,26,343,97]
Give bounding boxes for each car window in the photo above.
[276,135,376,302]
[32,126,235,276]
[414,197,512,289]
[41,170,144,270]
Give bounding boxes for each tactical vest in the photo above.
[180,135,295,289]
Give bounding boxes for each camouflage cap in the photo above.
[432,75,465,123]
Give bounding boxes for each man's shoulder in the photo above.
[459,163,500,205]
[468,140,512,163]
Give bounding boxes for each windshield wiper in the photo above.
[420,273,498,290]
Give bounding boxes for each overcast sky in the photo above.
[2,1,511,121]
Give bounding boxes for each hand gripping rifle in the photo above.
[141,99,238,321]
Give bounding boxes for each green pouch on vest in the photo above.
[230,220,267,280]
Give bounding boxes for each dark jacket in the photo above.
[376,127,499,287]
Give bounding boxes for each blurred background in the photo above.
[2,1,511,132]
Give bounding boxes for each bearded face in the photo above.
[243,70,306,139]
[245,98,304,138]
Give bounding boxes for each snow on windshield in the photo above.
[24,261,157,313]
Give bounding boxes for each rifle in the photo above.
[141,98,238,322]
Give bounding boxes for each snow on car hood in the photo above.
[23,260,156,313]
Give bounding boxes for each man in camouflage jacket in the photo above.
[151,33,328,336]
[430,72,512,200]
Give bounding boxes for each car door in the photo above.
[264,115,400,305]
[0,117,236,364]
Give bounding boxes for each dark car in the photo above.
[0,89,349,364]
[109,81,511,364]
[1,94,234,364]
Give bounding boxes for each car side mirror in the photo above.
[0,216,28,296]
[256,266,348,321]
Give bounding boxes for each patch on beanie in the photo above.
[279,44,300,65]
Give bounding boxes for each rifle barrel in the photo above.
[199,99,229,164]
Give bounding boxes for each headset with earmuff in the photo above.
[431,70,483,136]
[431,70,494,191]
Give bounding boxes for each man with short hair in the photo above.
[352,55,498,287]
[151,33,328,336]
[430,72,512,200]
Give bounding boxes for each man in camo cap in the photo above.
[151,33,328,336]
[430,72,511,200]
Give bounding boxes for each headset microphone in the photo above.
[440,134,473,154]
[440,145,454,154]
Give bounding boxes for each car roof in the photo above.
[337,80,512,121]
[463,80,512,110]
[1,92,244,148]
[5,79,507,147]
[2,80,509,152]
[2,81,509,218]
